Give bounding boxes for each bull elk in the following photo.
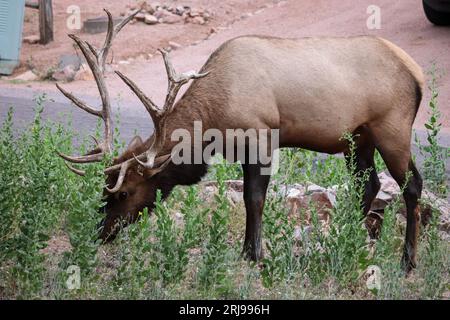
[57,10,424,273]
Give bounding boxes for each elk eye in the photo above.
[119,192,128,201]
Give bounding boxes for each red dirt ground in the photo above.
[17,0,271,75]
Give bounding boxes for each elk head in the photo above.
[56,9,209,241]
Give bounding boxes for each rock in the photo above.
[168,41,182,50]
[138,0,155,14]
[175,6,185,16]
[58,54,82,71]
[202,180,244,192]
[200,185,217,202]
[23,35,40,44]
[149,2,162,13]
[191,16,206,25]
[285,184,333,223]
[162,13,183,24]
[189,9,201,17]
[286,187,304,200]
[154,8,169,19]
[227,189,243,204]
[74,63,94,81]
[13,70,38,81]
[422,189,450,235]
[365,211,384,239]
[83,16,124,34]
[377,172,400,197]
[134,12,146,21]
[241,13,253,19]
[293,226,302,241]
[294,225,312,242]
[305,183,327,194]
[144,14,158,24]
[52,65,77,82]
[174,211,184,227]
[370,198,389,212]
[226,180,244,192]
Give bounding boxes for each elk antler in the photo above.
[56,9,140,192]
[58,9,209,193]
[115,49,209,169]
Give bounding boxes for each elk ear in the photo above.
[125,136,144,153]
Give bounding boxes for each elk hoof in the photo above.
[242,243,264,261]
[401,253,417,276]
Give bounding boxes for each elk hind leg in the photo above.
[372,128,422,273]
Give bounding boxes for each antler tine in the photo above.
[58,151,104,163]
[114,71,162,120]
[56,83,102,117]
[86,41,99,60]
[98,9,141,72]
[159,49,209,113]
[65,162,86,176]
[105,161,130,193]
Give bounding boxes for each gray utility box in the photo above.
[0,0,25,75]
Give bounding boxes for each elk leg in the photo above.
[242,163,271,261]
[401,160,422,272]
[344,143,381,217]
[374,138,422,273]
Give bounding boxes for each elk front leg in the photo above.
[242,163,271,261]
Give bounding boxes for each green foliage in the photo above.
[277,148,347,187]
[0,96,76,298]
[416,63,448,197]
[182,186,209,248]
[418,204,449,299]
[114,208,154,299]
[322,133,372,285]
[260,184,298,287]
[198,158,233,294]
[152,190,189,285]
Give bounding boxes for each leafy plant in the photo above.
[260,183,298,287]
[415,63,448,197]
[198,158,233,294]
